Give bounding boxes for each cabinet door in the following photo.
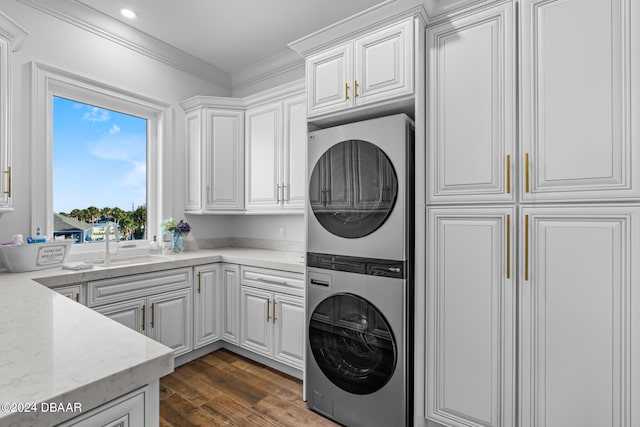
[148,289,192,357]
[193,265,221,349]
[245,103,282,210]
[427,2,515,203]
[221,264,240,345]
[58,387,146,427]
[184,109,202,211]
[53,284,83,304]
[282,94,306,210]
[354,18,414,107]
[203,109,244,210]
[273,293,304,370]
[240,286,272,358]
[520,0,640,201]
[520,206,640,427]
[306,42,353,117]
[427,207,515,427]
[95,298,145,334]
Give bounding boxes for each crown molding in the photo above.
[179,95,246,113]
[289,0,427,57]
[231,49,304,94]
[424,0,506,24]
[17,0,231,90]
[0,10,28,51]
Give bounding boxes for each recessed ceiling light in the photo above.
[120,8,137,19]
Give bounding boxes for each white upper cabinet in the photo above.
[427,2,515,203]
[181,98,245,213]
[520,0,640,201]
[306,18,414,119]
[245,87,306,213]
[0,13,27,214]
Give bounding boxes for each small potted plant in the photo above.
[161,218,191,253]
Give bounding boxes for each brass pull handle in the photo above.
[267,298,271,322]
[142,304,146,331]
[273,301,277,323]
[506,155,511,194]
[75,293,79,303]
[525,214,530,281]
[151,303,155,328]
[282,184,287,203]
[276,184,281,203]
[525,153,530,193]
[506,214,511,279]
[354,80,359,97]
[345,82,350,100]
[4,166,11,197]
[197,271,201,294]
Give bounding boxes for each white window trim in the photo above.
[31,62,170,255]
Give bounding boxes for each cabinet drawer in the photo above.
[240,266,303,295]
[87,268,193,307]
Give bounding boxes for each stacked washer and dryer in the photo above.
[305,114,414,427]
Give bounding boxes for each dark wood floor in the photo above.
[159,349,340,427]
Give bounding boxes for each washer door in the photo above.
[309,140,398,239]
[309,293,397,395]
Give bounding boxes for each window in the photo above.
[53,97,148,243]
[32,63,169,253]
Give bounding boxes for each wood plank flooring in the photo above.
[159,349,340,427]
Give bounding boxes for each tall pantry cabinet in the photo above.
[424,1,640,427]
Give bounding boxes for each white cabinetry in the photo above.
[427,207,515,427]
[193,264,221,349]
[245,87,306,212]
[89,268,193,357]
[239,266,304,370]
[427,2,515,203]
[181,98,245,213]
[0,14,26,214]
[53,283,84,304]
[520,0,640,201]
[519,206,640,427]
[58,386,148,427]
[221,263,240,345]
[306,18,414,119]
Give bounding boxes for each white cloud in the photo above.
[88,137,144,163]
[109,124,121,135]
[83,107,110,123]
[121,161,147,188]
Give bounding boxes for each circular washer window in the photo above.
[309,140,398,239]
[309,293,397,395]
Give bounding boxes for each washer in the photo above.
[305,114,414,426]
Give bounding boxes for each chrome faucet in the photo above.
[104,224,120,266]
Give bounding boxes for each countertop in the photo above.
[0,247,304,426]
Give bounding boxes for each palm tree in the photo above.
[70,209,82,220]
[111,207,126,226]
[133,204,147,239]
[100,207,113,222]
[120,214,136,240]
[87,206,100,224]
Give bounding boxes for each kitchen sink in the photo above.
[89,254,168,267]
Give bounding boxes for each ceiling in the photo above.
[75,0,386,75]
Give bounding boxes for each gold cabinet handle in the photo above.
[151,303,155,328]
[142,304,146,331]
[525,153,530,193]
[273,301,277,323]
[197,271,201,294]
[267,298,271,322]
[525,214,530,281]
[276,184,281,203]
[75,293,79,303]
[354,80,359,97]
[506,214,511,279]
[506,155,511,194]
[281,184,287,203]
[345,82,350,100]
[3,166,11,197]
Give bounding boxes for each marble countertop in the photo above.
[0,247,304,426]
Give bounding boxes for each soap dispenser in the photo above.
[149,235,160,254]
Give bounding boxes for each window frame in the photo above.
[32,62,169,255]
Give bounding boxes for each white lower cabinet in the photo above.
[519,206,640,427]
[52,283,84,304]
[89,268,193,357]
[193,264,221,349]
[58,386,148,427]
[427,207,515,427]
[240,266,304,370]
[221,263,240,345]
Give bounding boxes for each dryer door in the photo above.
[309,140,398,239]
[309,292,397,395]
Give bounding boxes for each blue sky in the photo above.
[53,96,147,214]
